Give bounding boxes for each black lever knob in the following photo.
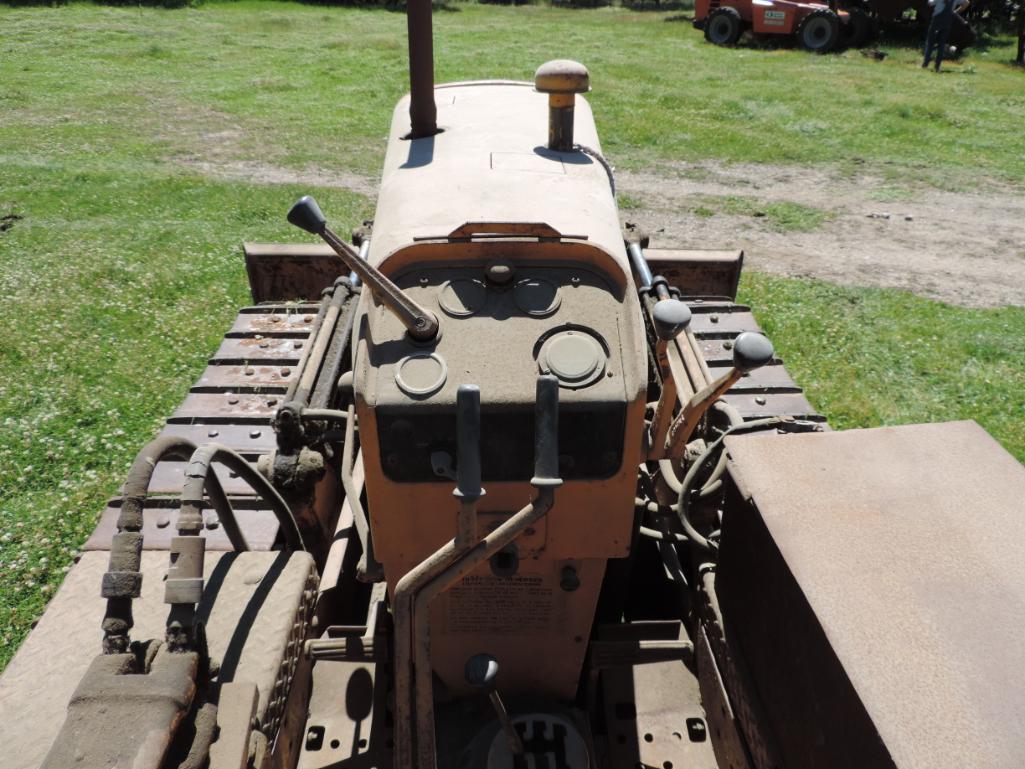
[732,332,774,373]
[287,195,327,235]
[651,299,692,341]
[454,385,483,502]
[465,653,500,690]
[531,375,562,488]
[465,653,525,756]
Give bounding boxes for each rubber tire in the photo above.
[843,8,875,48]
[705,7,743,46]
[799,9,842,53]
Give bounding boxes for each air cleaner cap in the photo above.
[533,60,591,95]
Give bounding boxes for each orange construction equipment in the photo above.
[695,0,872,52]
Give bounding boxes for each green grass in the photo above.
[691,194,831,231]
[1,1,1023,668]
[2,3,1024,185]
[741,274,1025,450]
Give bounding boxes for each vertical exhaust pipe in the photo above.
[407,0,438,138]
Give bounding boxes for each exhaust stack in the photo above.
[407,0,438,138]
[534,60,590,152]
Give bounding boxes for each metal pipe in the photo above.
[626,242,653,291]
[321,225,439,341]
[341,404,382,582]
[301,408,350,423]
[666,368,744,460]
[283,290,331,404]
[311,281,359,409]
[392,541,463,769]
[685,327,713,387]
[294,285,347,406]
[391,383,488,769]
[665,332,773,460]
[489,690,524,756]
[406,0,438,138]
[348,240,369,289]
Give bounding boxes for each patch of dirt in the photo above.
[152,92,1022,308]
[617,163,1025,309]
[174,155,378,198]
[151,95,378,197]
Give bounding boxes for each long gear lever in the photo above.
[288,195,440,341]
[465,653,524,756]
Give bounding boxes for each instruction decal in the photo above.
[446,575,555,634]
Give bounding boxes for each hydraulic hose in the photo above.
[677,416,788,553]
[657,400,743,499]
[102,436,199,653]
[181,443,305,551]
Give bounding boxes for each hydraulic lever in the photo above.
[664,331,774,460]
[288,195,440,341]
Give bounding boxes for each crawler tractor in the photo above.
[2,4,1024,769]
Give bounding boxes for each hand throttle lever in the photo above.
[288,195,440,341]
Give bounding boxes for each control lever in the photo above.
[531,375,564,489]
[465,654,524,756]
[288,195,440,341]
[454,385,484,549]
[665,331,774,460]
[401,379,561,769]
[646,299,693,458]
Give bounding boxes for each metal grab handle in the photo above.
[447,221,563,239]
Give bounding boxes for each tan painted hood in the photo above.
[369,81,628,279]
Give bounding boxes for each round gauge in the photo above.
[537,328,608,388]
[439,279,487,317]
[514,278,561,317]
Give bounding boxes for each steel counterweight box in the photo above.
[716,421,1025,769]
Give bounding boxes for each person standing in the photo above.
[923,0,969,71]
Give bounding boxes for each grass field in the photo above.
[1,1,1023,667]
